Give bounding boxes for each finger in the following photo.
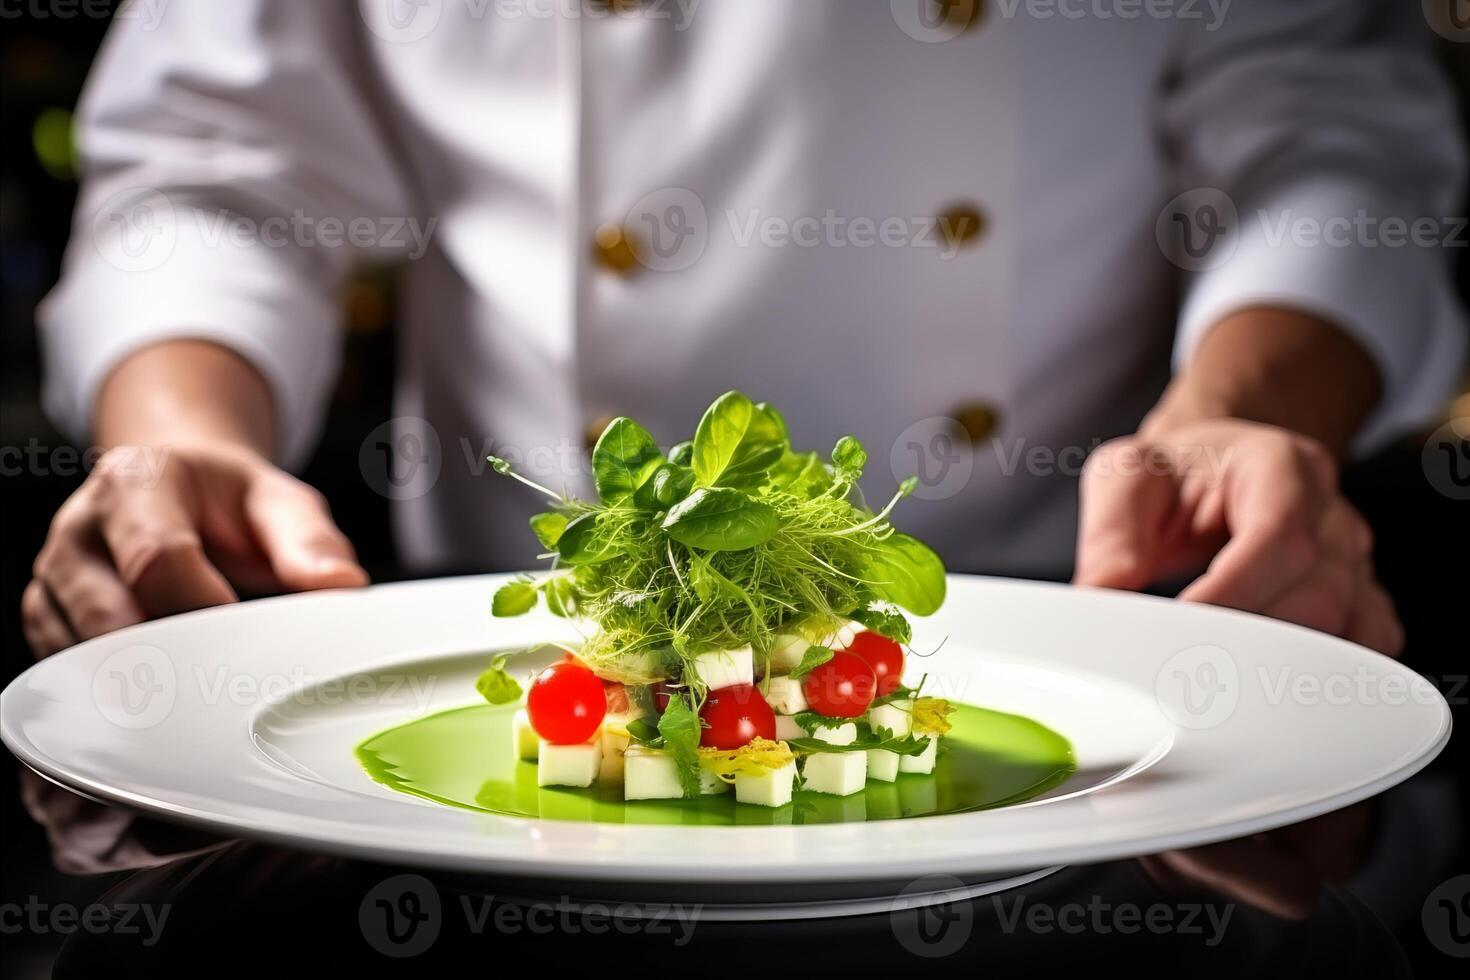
[1178,451,1324,612]
[1155,838,1320,921]
[243,475,368,591]
[1261,557,1356,636]
[34,502,147,640]
[1345,580,1405,658]
[1074,441,1179,590]
[95,479,237,617]
[21,581,76,658]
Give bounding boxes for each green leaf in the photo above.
[789,644,834,680]
[543,577,578,618]
[625,717,664,746]
[690,390,787,489]
[491,581,538,617]
[831,435,867,482]
[475,657,522,705]
[864,533,946,616]
[529,512,568,549]
[591,417,664,503]
[632,462,695,512]
[849,605,913,645]
[556,513,624,564]
[657,691,703,797]
[667,441,694,466]
[768,450,830,498]
[661,487,779,551]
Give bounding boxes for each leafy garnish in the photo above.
[697,737,795,781]
[849,604,912,645]
[912,697,954,737]
[474,656,522,705]
[788,645,834,680]
[656,691,703,797]
[491,581,538,617]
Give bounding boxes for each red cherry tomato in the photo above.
[526,659,606,744]
[801,651,877,718]
[699,684,776,749]
[650,680,674,714]
[603,680,631,715]
[846,631,905,697]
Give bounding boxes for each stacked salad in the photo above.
[477,391,952,807]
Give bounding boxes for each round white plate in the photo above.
[1,574,1450,885]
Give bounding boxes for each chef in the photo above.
[24,1,1463,670]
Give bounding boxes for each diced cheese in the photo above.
[767,634,809,675]
[810,721,858,746]
[802,751,868,796]
[868,699,913,739]
[623,746,683,800]
[764,675,808,715]
[598,713,642,785]
[700,767,729,796]
[832,621,859,648]
[512,708,539,761]
[691,646,754,691]
[734,761,796,807]
[867,748,900,782]
[537,738,601,787]
[899,737,939,774]
[774,714,805,742]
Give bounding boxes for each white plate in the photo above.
[1,574,1450,885]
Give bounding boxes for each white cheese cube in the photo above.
[810,722,858,746]
[832,621,859,648]
[691,646,754,691]
[802,751,868,796]
[700,768,729,796]
[774,714,805,742]
[867,749,900,782]
[868,699,913,739]
[623,746,683,800]
[899,737,939,774]
[512,709,539,761]
[537,738,601,787]
[764,676,808,715]
[767,634,809,674]
[734,761,796,807]
[598,717,637,785]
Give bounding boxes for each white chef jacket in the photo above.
[39,0,1467,578]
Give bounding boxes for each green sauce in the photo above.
[357,702,1074,826]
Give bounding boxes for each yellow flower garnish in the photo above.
[697,737,796,782]
[912,697,953,737]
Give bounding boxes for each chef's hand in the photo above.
[1072,418,1402,655]
[21,340,367,658]
[1072,307,1403,656]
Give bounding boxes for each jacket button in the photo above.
[939,203,987,251]
[584,414,617,451]
[953,401,1000,442]
[593,223,641,276]
[934,0,985,33]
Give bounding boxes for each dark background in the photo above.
[2,4,1468,976]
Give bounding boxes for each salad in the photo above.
[477,391,952,807]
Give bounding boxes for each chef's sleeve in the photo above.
[1162,0,1467,452]
[38,2,415,468]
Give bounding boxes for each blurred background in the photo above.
[2,3,1468,975]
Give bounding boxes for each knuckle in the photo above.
[19,582,48,629]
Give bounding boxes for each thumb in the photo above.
[243,474,369,592]
[1073,441,1177,590]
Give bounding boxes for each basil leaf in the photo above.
[475,657,522,705]
[849,606,912,645]
[667,440,694,466]
[556,512,625,564]
[632,461,695,512]
[831,435,867,482]
[768,450,830,498]
[491,581,538,617]
[625,717,664,746]
[690,390,786,489]
[789,644,834,680]
[864,533,946,616]
[591,417,664,503]
[529,512,568,549]
[656,691,702,797]
[661,487,779,551]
